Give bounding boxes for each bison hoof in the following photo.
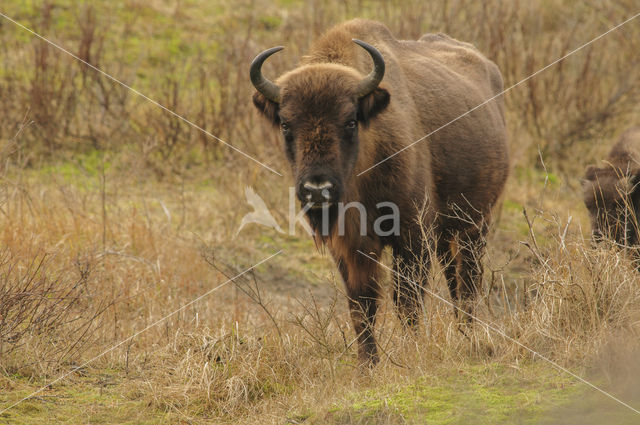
[358,343,379,367]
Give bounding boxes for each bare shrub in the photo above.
[0,249,110,374]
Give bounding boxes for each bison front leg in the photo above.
[337,256,381,366]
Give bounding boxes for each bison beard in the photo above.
[251,19,509,366]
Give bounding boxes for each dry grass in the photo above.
[1,0,640,423]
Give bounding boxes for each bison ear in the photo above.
[584,164,598,181]
[253,92,280,126]
[629,168,640,200]
[628,170,640,224]
[357,86,390,127]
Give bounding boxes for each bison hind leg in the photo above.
[447,230,487,322]
[392,251,429,329]
[436,237,460,312]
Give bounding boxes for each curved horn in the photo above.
[250,46,284,103]
[352,39,385,98]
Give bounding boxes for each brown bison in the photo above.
[583,127,640,247]
[250,19,509,365]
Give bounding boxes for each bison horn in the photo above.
[250,46,284,103]
[353,39,385,98]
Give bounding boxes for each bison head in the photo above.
[583,164,640,246]
[250,40,389,217]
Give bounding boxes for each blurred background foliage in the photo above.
[0,0,638,180]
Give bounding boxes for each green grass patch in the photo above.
[318,362,582,424]
[0,376,168,425]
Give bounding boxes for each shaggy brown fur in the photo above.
[583,127,640,247]
[252,19,509,365]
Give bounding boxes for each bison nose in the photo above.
[300,180,334,205]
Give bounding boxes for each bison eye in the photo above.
[345,120,357,130]
[281,123,291,136]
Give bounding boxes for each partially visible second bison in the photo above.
[583,127,640,247]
